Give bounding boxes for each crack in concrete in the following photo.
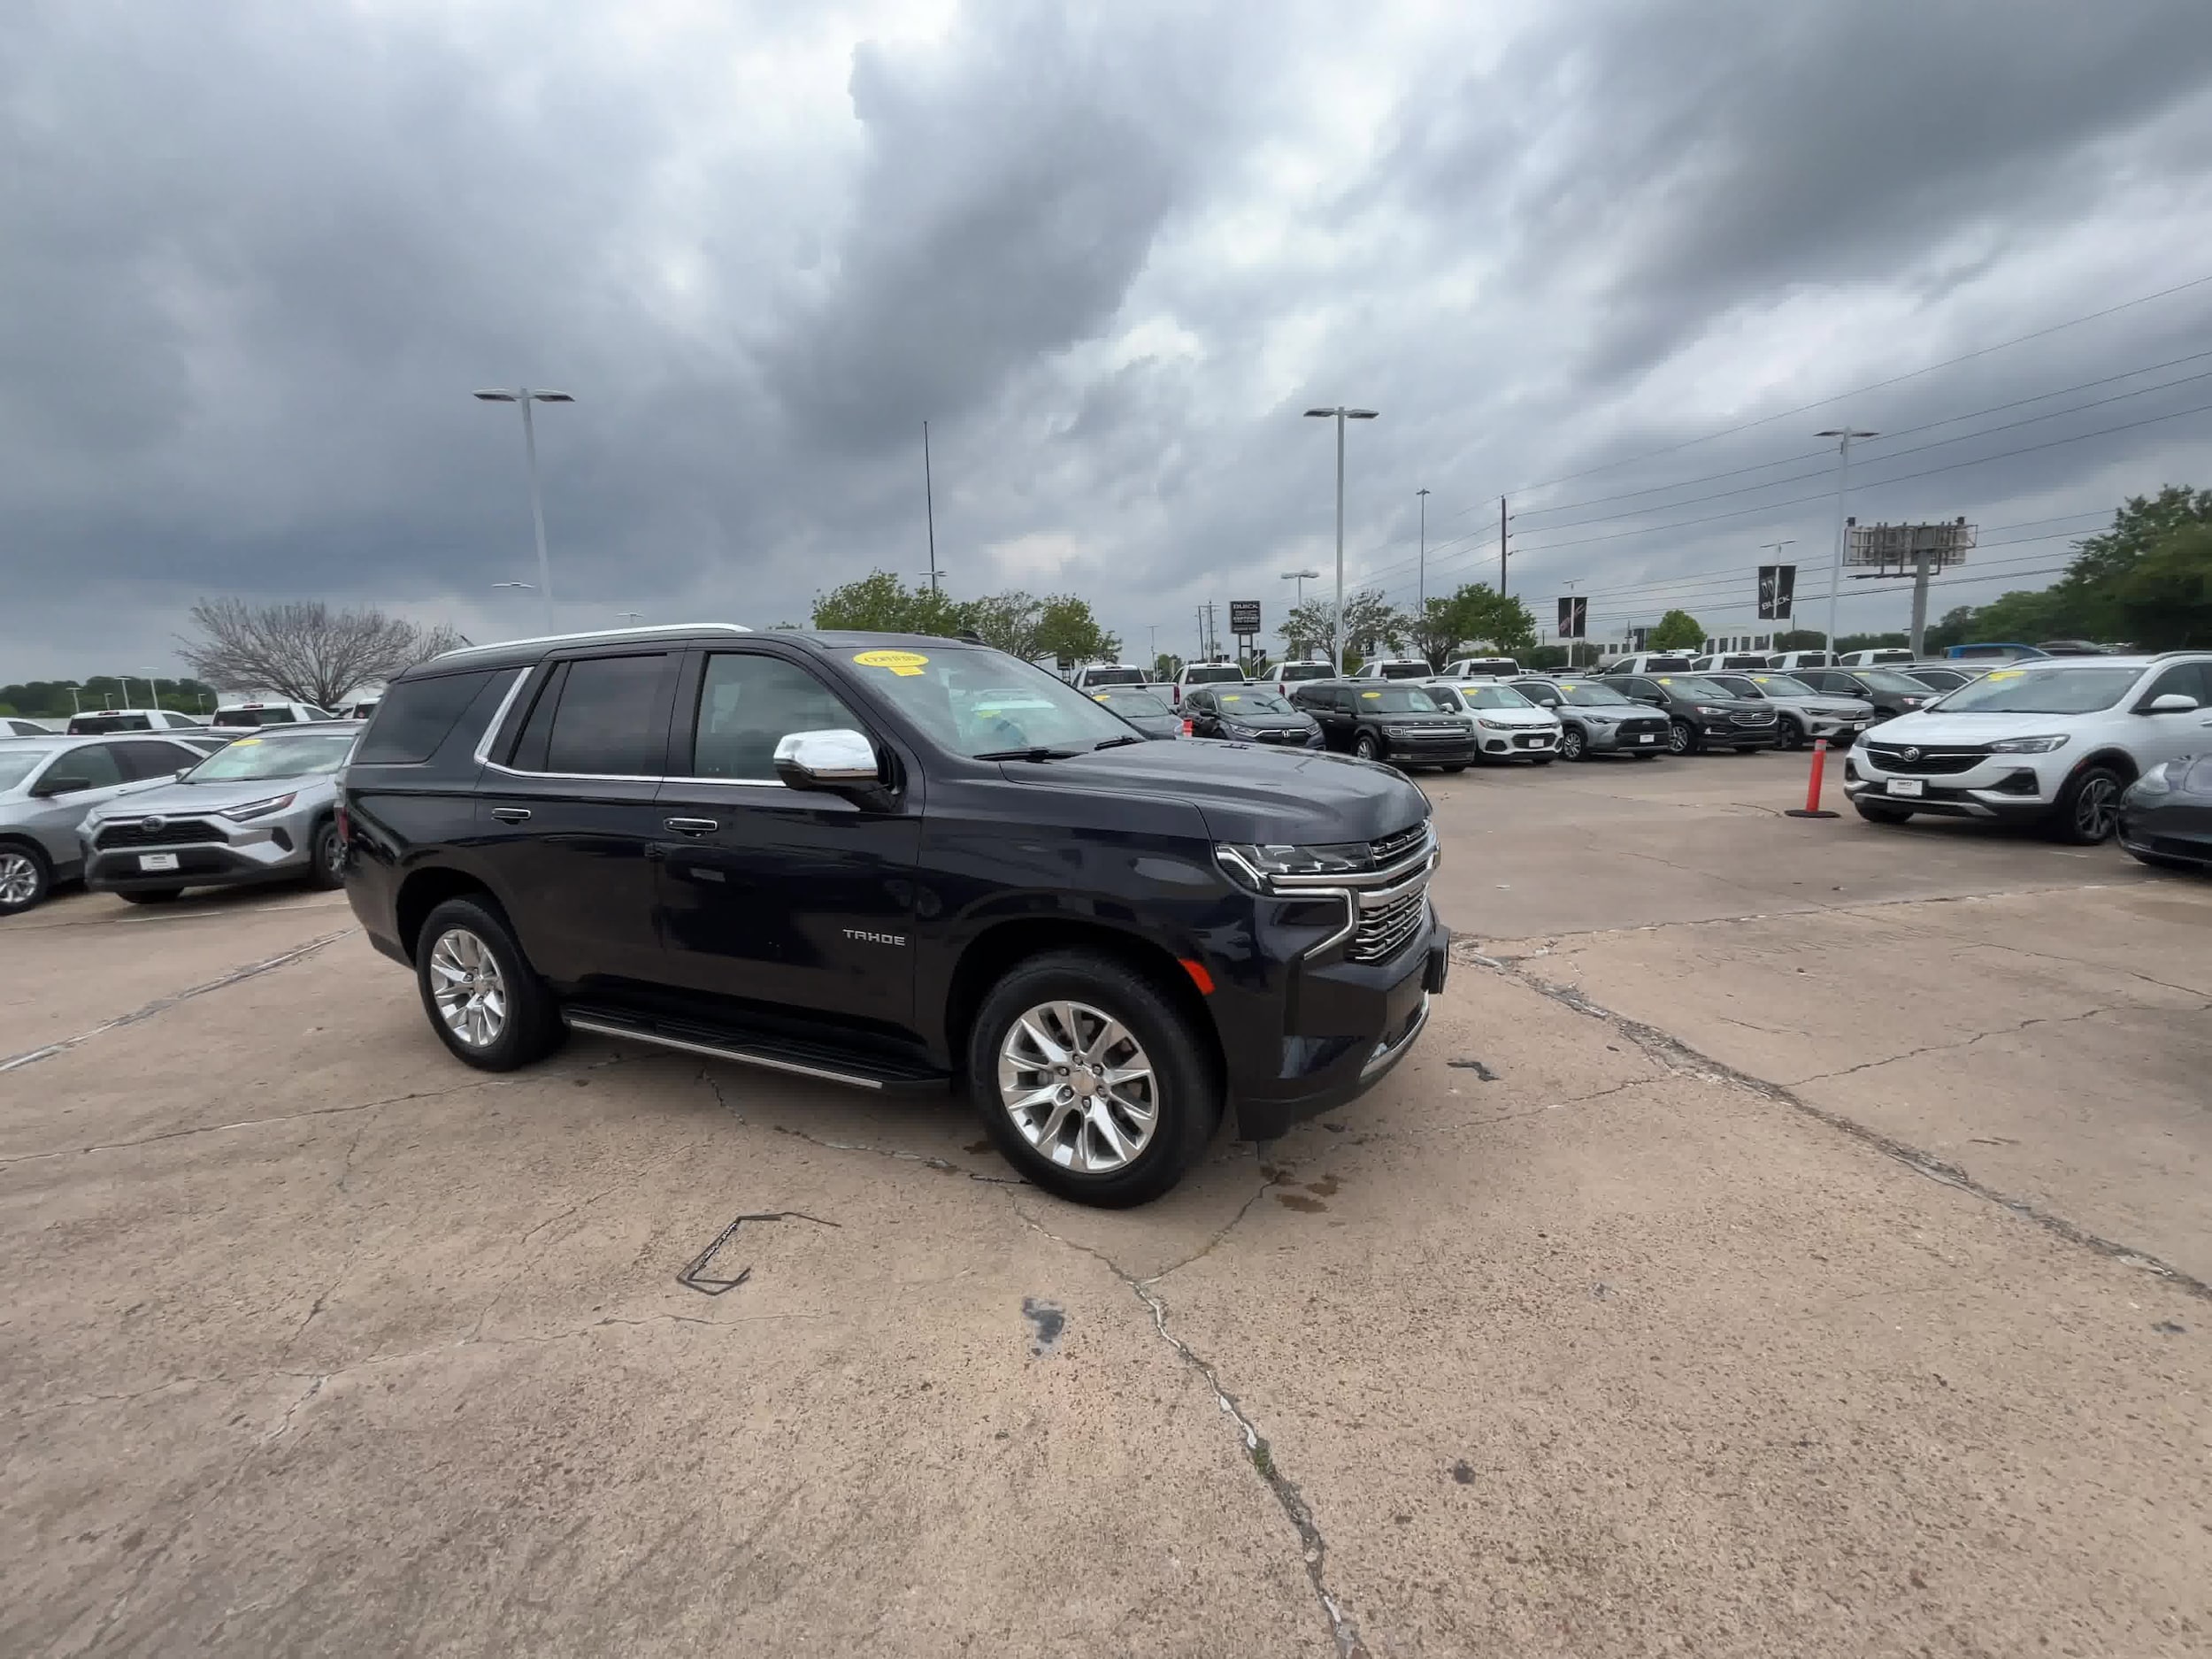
[0,926,358,1073]
[1456,947,2212,1305]
[1011,1199,1367,1659]
[1140,1172,1283,1287]
[1786,1004,2183,1086]
[0,1079,502,1168]
[765,1120,1023,1184]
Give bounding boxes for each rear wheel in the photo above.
[2049,764,2124,846]
[968,951,1218,1208]
[415,896,564,1071]
[119,887,183,905]
[0,843,51,916]
[1775,718,1804,751]
[1668,719,1698,756]
[1855,801,1914,825]
[1557,725,1586,761]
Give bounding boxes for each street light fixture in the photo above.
[1279,567,1320,604]
[475,388,574,634]
[1815,429,1878,652]
[1303,407,1379,672]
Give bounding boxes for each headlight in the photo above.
[219,791,297,821]
[1694,704,1727,716]
[1215,841,1371,891]
[1220,723,1260,739]
[1986,735,2069,754]
[1475,717,1515,729]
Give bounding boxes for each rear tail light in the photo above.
[334,801,350,842]
[1182,718,1194,735]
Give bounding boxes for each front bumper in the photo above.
[1380,733,1480,765]
[1699,718,1778,748]
[1472,726,1560,758]
[1842,754,2056,818]
[1583,720,1669,753]
[81,819,315,891]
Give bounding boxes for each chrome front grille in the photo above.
[1863,744,1985,775]
[1369,823,1429,864]
[1348,884,1428,964]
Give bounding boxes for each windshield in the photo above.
[0,751,45,791]
[1934,664,2139,714]
[1556,682,1633,706]
[1461,684,1535,709]
[846,645,1141,757]
[1749,674,1816,696]
[185,731,356,781]
[1705,676,1760,697]
[1354,686,1445,712]
[1279,663,1333,682]
[1855,669,1936,693]
[1656,677,1737,701]
[1082,667,1145,687]
[1185,665,1244,685]
[1217,690,1296,715]
[1092,689,1170,716]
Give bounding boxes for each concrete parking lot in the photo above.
[4,749,2208,1657]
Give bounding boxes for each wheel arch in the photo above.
[2070,747,2139,785]
[394,864,506,963]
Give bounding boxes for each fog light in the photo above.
[1988,769,2040,795]
[271,827,294,851]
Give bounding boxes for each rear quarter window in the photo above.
[355,669,503,764]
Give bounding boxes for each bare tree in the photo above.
[177,599,465,708]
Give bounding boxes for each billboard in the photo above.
[1556,595,1587,638]
[1757,564,1795,620]
[1845,518,1976,575]
[1229,599,1262,634]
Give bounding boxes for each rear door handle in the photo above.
[664,817,718,835]
[490,807,532,823]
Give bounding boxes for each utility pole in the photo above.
[1499,495,1509,597]
[1416,488,1431,618]
[1816,427,1878,652]
[1302,406,1379,672]
[922,421,940,594]
[1196,603,1207,662]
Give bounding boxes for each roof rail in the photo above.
[428,622,751,663]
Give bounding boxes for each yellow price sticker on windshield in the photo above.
[1223,694,1241,702]
[853,649,929,676]
[1361,690,1381,699]
[234,737,263,746]
[1986,669,2023,680]
[1657,677,1673,684]
[1093,693,1110,702]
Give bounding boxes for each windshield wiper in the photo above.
[1090,734,1146,751]
[972,745,1087,762]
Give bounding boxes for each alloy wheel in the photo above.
[2074,774,2119,841]
[996,1000,1158,1174]
[428,927,509,1048]
[1560,726,1585,761]
[1668,720,1692,755]
[1355,733,1379,762]
[0,851,39,907]
[319,825,346,880]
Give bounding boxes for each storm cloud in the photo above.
[4,0,2212,678]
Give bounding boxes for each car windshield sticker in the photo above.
[1222,694,1241,702]
[853,649,929,676]
[234,737,263,746]
[1657,677,1672,684]
[1093,694,1110,702]
[1985,669,2023,680]
[1361,690,1381,698]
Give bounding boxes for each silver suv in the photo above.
[0,733,213,914]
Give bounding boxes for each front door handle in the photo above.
[490,807,532,823]
[664,817,719,836]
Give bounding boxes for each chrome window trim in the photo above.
[470,669,532,765]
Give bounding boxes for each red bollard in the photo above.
[1785,737,1839,818]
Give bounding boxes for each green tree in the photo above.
[959,591,1045,657]
[1279,588,1408,663]
[1770,628,1827,653]
[1648,609,1705,651]
[1417,583,1535,664]
[2112,522,2212,649]
[1153,652,1184,680]
[1033,595,1118,666]
[810,571,966,635]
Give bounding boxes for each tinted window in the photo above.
[1183,691,1214,713]
[114,741,196,780]
[1082,667,1146,687]
[41,743,123,792]
[67,712,152,733]
[528,655,669,776]
[215,707,300,726]
[1626,680,1663,700]
[2138,664,2210,706]
[1096,690,1171,717]
[1354,686,1443,711]
[356,669,498,764]
[1279,664,1333,683]
[691,654,864,780]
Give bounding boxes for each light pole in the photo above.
[1279,567,1320,603]
[1759,540,1796,646]
[1815,429,1876,652]
[1302,407,1379,672]
[474,388,574,634]
[1415,488,1431,616]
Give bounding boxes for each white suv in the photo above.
[1844,654,2212,843]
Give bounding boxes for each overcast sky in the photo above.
[7,0,2212,682]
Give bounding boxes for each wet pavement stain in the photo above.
[965,1139,995,1156]
[1021,1297,1065,1356]
[1304,1176,1340,1197]
[1277,1194,1328,1213]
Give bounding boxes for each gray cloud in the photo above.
[4,0,2212,682]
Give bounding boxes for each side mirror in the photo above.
[35,775,94,797]
[2143,693,2200,714]
[773,728,883,795]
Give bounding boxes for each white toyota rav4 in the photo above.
[1844,653,2212,843]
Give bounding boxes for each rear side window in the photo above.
[513,654,670,776]
[690,654,864,781]
[113,741,196,780]
[356,670,498,764]
[44,744,123,791]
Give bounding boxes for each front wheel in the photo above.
[2050,765,2124,846]
[1353,732,1380,763]
[1776,718,1804,751]
[1558,725,1586,762]
[968,952,1219,1208]
[0,844,53,916]
[1668,719,1697,756]
[415,896,565,1071]
[308,818,347,890]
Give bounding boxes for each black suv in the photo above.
[340,627,1447,1206]
[1791,665,1938,723]
[1288,680,1477,771]
[1610,673,1779,754]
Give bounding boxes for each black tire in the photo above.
[1629,751,1660,761]
[2049,764,2125,846]
[307,816,347,890]
[1439,763,1469,773]
[1775,718,1804,752]
[1558,725,1586,762]
[967,950,1219,1208]
[119,887,184,905]
[414,896,565,1071]
[0,841,52,916]
[1855,801,1914,825]
[1529,754,1555,765]
[1668,719,1698,756]
[1353,731,1380,763]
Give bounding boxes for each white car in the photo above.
[1422,679,1561,764]
[211,700,334,729]
[1352,657,1438,681]
[1167,661,1248,705]
[1690,652,1775,673]
[1066,663,1151,692]
[1844,653,2212,843]
[1600,652,1700,677]
[1266,659,1337,699]
[1437,656,1524,680]
[1837,648,1916,667]
[1767,649,1837,671]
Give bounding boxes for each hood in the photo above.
[995,739,1427,846]
[1463,707,1558,727]
[81,772,338,821]
[1861,709,2094,747]
[1212,709,1313,730]
[1124,713,1183,737]
[1767,695,1873,716]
